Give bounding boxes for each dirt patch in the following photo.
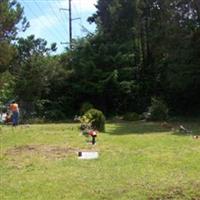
[6,144,94,160]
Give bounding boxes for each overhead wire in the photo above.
[47,0,68,39]
[20,0,62,42]
[79,0,85,37]
[76,0,96,36]
[55,0,70,46]
[57,0,69,35]
[77,0,89,36]
[71,0,82,38]
[32,0,66,41]
[19,0,95,47]
[20,0,66,44]
[55,1,69,35]
[20,0,66,2]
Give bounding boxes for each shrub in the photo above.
[123,112,140,121]
[80,102,94,115]
[79,115,92,130]
[83,108,106,132]
[148,98,169,121]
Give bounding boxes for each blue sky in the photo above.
[17,0,97,54]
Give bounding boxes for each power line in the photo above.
[72,0,82,37]
[20,0,65,43]
[20,0,92,49]
[21,0,66,1]
[48,1,68,38]
[55,0,69,32]
[32,0,66,40]
[59,0,73,48]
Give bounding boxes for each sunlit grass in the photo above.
[0,121,200,199]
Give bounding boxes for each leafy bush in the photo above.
[83,108,105,132]
[79,115,92,130]
[148,98,169,121]
[80,102,94,115]
[123,112,140,121]
[0,71,15,106]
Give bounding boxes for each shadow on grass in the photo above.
[106,121,169,135]
[106,120,200,136]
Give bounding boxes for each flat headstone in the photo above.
[78,151,99,159]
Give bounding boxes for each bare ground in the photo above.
[5,144,96,160]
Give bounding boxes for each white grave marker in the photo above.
[78,152,99,159]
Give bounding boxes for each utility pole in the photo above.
[60,0,80,49]
[69,0,72,49]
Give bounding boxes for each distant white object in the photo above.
[78,151,99,159]
[179,125,192,133]
[0,113,6,123]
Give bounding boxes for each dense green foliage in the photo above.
[13,35,57,116]
[80,102,94,115]
[83,108,106,132]
[123,112,140,121]
[1,0,200,119]
[0,0,28,73]
[0,71,15,106]
[148,98,169,121]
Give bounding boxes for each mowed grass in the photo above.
[0,121,200,200]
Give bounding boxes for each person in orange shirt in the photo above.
[10,101,19,126]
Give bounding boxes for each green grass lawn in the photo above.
[0,121,200,200]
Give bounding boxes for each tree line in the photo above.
[0,0,200,120]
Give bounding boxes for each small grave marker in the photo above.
[78,151,99,159]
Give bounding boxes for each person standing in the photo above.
[10,101,19,126]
